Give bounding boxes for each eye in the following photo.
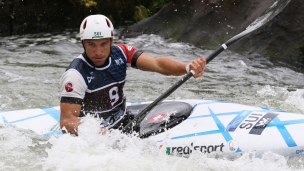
[88,43,95,47]
[101,41,108,47]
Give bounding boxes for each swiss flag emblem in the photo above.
[65,82,73,92]
[148,113,167,123]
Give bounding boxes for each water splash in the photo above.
[257,85,304,114]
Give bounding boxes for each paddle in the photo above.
[122,0,290,134]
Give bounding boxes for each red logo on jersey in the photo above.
[127,45,133,51]
[65,82,73,92]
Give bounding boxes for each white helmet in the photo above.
[80,14,114,40]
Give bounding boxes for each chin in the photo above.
[94,62,105,67]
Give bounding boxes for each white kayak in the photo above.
[1,99,304,158]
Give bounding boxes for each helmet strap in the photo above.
[81,40,86,52]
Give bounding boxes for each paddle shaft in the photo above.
[122,34,247,133]
[122,0,290,134]
[122,46,225,133]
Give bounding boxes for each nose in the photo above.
[95,46,103,56]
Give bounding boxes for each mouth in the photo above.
[94,57,104,61]
[93,56,106,66]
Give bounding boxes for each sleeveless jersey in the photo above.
[60,44,142,127]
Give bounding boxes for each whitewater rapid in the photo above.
[0,31,304,170]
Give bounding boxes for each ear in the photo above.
[81,40,86,51]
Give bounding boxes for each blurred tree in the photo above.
[0,0,169,36]
[133,0,169,22]
[149,0,169,14]
[134,5,149,22]
[79,0,97,7]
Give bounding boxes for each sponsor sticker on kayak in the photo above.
[227,112,278,135]
[296,149,304,155]
[148,113,167,123]
[227,140,239,152]
[50,122,61,132]
[166,142,225,155]
[226,111,251,132]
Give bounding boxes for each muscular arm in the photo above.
[136,53,206,78]
[60,102,82,135]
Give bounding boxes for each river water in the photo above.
[0,30,304,171]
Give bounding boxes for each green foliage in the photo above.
[0,0,170,36]
[36,14,43,21]
[65,16,71,21]
[133,0,169,22]
[149,0,169,14]
[134,5,150,22]
[10,12,15,20]
[79,0,97,7]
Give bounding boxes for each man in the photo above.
[59,14,206,135]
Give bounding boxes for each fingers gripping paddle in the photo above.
[122,0,290,134]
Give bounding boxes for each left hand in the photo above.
[99,127,108,135]
[189,57,206,78]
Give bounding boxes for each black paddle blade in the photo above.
[206,0,291,63]
[122,0,291,135]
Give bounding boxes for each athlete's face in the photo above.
[83,38,111,66]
